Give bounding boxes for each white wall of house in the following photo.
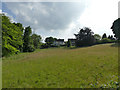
[53,41,64,46]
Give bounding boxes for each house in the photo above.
[53,39,65,46]
[68,39,76,46]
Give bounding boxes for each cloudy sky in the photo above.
[1,0,119,41]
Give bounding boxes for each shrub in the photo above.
[40,43,49,49]
[28,45,35,52]
[67,41,71,47]
[101,38,111,43]
[2,44,20,57]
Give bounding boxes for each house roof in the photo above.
[68,39,76,42]
[56,39,64,42]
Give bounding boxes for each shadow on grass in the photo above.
[64,45,94,50]
[110,43,120,47]
[65,43,117,50]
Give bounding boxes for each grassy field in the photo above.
[2,43,118,88]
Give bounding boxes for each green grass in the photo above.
[2,43,118,88]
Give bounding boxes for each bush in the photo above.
[67,41,71,47]
[101,38,112,43]
[96,38,116,44]
[40,43,49,49]
[2,44,20,57]
[50,45,58,47]
[28,45,35,52]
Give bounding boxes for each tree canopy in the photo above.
[1,14,41,56]
[102,33,107,39]
[45,37,55,45]
[31,34,42,49]
[74,27,95,47]
[94,34,101,41]
[23,26,35,52]
[111,18,120,40]
[2,14,24,56]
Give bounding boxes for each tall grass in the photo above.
[2,44,118,88]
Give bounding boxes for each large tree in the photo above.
[74,27,95,47]
[13,23,24,51]
[45,37,55,45]
[23,26,34,52]
[2,14,24,56]
[31,34,42,49]
[102,33,107,39]
[111,18,120,40]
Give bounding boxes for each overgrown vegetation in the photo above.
[2,14,23,56]
[2,14,119,56]
[1,14,42,57]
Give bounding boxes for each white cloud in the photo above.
[78,0,119,36]
[2,0,119,41]
[3,2,86,41]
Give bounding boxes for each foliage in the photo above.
[97,38,116,44]
[94,34,101,41]
[94,34,101,44]
[40,43,49,49]
[67,40,71,47]
[74,27,96,47]
[2,14,44,56]
[31,34,42,49]
[45,37,57,46]
[102,33,107,39]
[101,38,112,43]
[23,26,34,52]
[2,14,23,56]
[2,44,20,56]
[111,18,120,40]
[27,45,35,52]
[108,35,115,40]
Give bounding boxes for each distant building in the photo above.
[53,39,65,46]
[68,39,76,46]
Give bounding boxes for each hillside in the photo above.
[2,43,118,88]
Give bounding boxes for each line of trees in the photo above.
[1,14,42,57]
[1,14,119,56]
[73,27,116,47]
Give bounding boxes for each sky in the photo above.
[1,0,119,42]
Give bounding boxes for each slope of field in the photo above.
[2,44,118,88]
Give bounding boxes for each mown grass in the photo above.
[2,43,118,88]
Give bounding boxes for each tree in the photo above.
[111,18,120,40]
[45,37,55,46]
[2,14,23,56]
[74,27,95,47]
[108,35,115,40]
[13,23,24,52]
[23,26,35,52]
[94,34,101,41]
[102,33,107,39]
[67,40,71,47]
[31,34,42,49]
[108,35,111,39]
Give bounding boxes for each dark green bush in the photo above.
[28,45,35,52]
[40,43,49,49]
[101,38,112,43]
